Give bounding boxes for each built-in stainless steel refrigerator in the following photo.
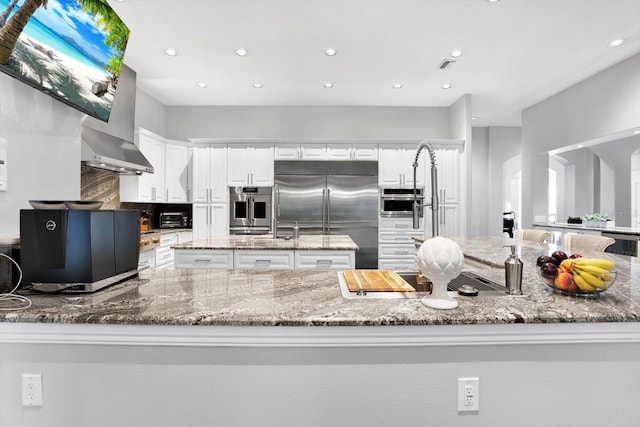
[274,161,378,269]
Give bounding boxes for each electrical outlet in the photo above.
[22,374,43,407]
[457,377,479,412]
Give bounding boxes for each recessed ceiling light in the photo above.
[393,83,403,89]
[633,130,640,135]
[325,49,337,56]
[471,117,478,120]
[576,144,584,148]
[487,0,500,3]
[441,84,452,89]
[451,50,463,58]
[235,49,248,56]
[253,83,263,88]
[197,82,207,88]
[324,82,334,88]
[608,39,625,47]
[164,49,177,56]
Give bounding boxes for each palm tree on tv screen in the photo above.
[0,0,128,81]
[0,0,48,65]
[0,0,20,28]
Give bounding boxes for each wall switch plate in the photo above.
[22,374,43,407]
[457,377,479,412]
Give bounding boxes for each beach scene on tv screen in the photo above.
[0,0,129,122]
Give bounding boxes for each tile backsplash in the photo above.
[80,166,192,229]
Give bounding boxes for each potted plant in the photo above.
[583,213,615,228]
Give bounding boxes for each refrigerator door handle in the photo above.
[327,188,331,234]
[322,188,327,234]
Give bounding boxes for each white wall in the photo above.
[521,53,640,227]
[135,88,167,138]
[165,105,452,141]
[469,127,489,237]
[2,332,639,427]
[0,73,83,237]
[469,126,521,237]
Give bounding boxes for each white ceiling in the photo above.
[109,0,640,127]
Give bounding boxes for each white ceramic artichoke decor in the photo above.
[417,236,464,310]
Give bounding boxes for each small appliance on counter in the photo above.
[20,208,140,293]
[159,211,190,228]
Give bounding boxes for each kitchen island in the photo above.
[2,236,639,426]
[172,234,358,270]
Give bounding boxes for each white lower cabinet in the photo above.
[295,251,355,270]
[193,203,228,239]
[378,217,424,270]
[175,249,355,270]
[234,250,294,270]
[156,232,179,270]
[175,249,234,269]
[138,250,155,270]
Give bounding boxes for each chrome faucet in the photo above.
[412,142,439,236]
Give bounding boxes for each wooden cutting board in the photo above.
[343,270,415,292]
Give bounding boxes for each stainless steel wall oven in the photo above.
[229,187,272,234]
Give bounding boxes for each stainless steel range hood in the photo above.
[81,126,154,175]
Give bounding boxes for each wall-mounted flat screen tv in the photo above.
[0,0,130,122]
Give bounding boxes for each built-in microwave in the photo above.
[380,188,424,217]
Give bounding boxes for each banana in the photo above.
[573,272,596,292]
[574,258,615,270]
[577,270,607,289]
[573,264,610,276]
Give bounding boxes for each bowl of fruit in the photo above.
[536,251,616,296]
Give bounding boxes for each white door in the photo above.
[249,145,274,186]
[141,135,166,202]
[192,204,211,240]
[165,144,188,202]
[227,145,251,186]
[210,204,228,236]
[191,146,211,203]
[209,145,228,202]
[378,145,403,186]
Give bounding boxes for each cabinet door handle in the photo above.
[166,189,169,201]
[195,258,212,262]
[395,224,409,228]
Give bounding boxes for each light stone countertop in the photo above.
[172,234,358,251]
[533,222,640,236]
[1,237,639,326]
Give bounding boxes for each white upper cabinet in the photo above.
[227,144,274,186]
[326,143,378,161]
[424,143,462,204]
[121,129,167,202]
[378,143,425,187]
[121,129,190,203]
[165,143,189,203]
[275,143,326,160]
[191,145,227,203]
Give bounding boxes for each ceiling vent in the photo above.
[438,59,456,69]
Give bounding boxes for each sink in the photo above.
[337,271,508,299]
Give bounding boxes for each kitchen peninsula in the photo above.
[2,237,639,426]
[2,237,640,325]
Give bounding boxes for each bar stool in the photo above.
[564,234,615,253]
[516,229,551,243]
